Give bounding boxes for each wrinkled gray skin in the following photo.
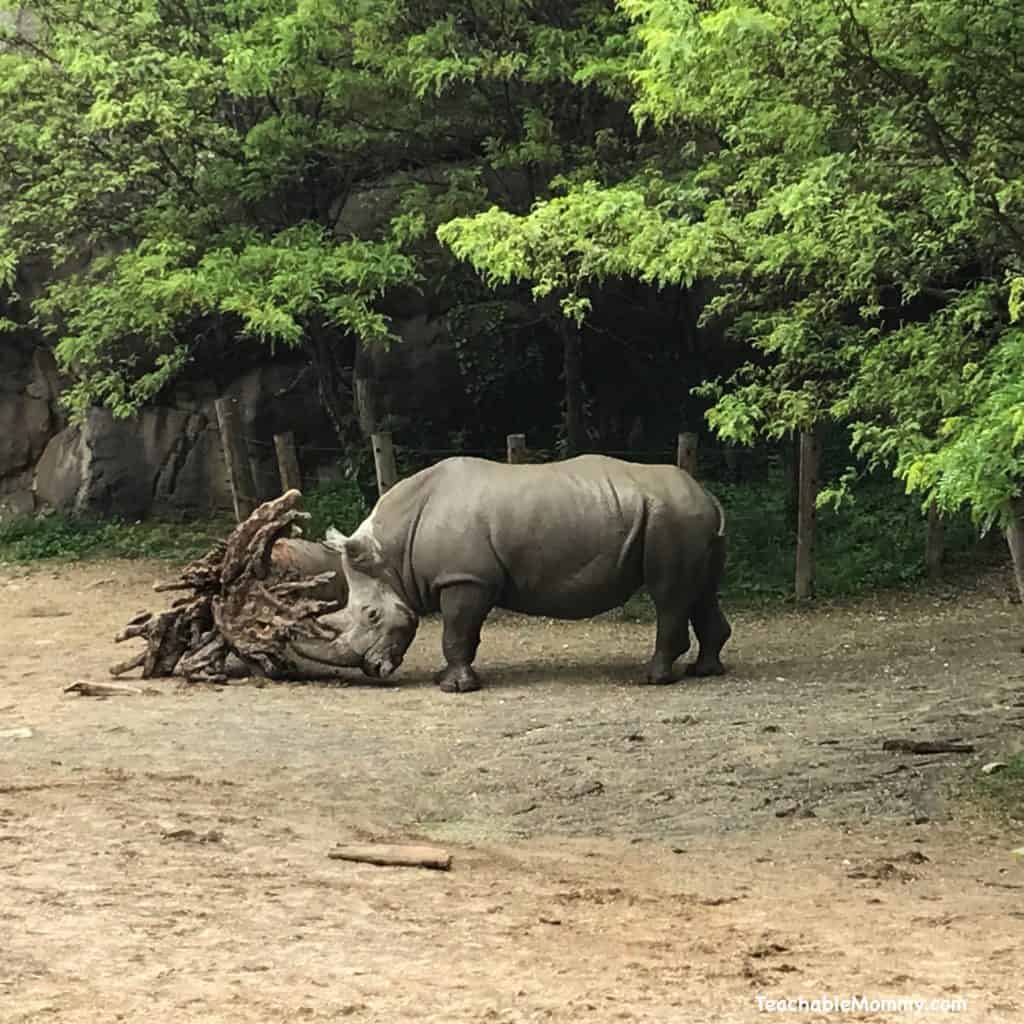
[326,455,730,694]
[265,537,419,680]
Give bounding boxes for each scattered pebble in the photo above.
[0,727,33,741]
[161,827,224,845]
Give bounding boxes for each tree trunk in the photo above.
[786,431,801,531]
[353,336,378,437]
[305,327,358,450]
[370,431,398,495]
[925,501,944,582]
[561,320,585,457]
[1005,496,1024,604]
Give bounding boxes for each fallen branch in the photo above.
[108,651,148,677]
[327,843,453,871]
[65,681,148,698]
[882,738,975,754]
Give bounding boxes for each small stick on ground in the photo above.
[882,738,976,754]
[327,843,453,871]
[65,681,146,698]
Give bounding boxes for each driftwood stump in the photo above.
[111,490,344,682]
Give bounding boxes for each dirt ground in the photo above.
[1,559,1023,1024]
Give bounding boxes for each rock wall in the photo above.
[25,361,343,521]
[33,406,227,520]
[0,336,64,519]
[0,315,465,522]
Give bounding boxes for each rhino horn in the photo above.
[324,527,349,551]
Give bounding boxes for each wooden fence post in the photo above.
[676,432,698,477]
[795,426,821,600]
[925,501,944,582]
[370,431,398,496]
[507,433,527,464]
[215,397,257,522]
[273,431,302,494]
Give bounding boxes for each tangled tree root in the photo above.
[110,490,343,683]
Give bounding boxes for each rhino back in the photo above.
[375,456,719,617]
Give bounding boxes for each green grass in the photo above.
[300,479,370,541]
[0,513,233,563]
[974,761,1024,815]
[719,472,987,602]
[972,754,1024,820]
[0,479,370,566]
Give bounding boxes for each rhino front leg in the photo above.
[434,583,492,693]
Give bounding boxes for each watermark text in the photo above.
[755,994,968,1015]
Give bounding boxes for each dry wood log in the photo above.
[109,651,148,677]
[882,738,976,754]
[110,489,347,682]
[327,843,453,871]
[65,681,145,697]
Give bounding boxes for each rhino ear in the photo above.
[324,527,348,552]
[340,534,381,572]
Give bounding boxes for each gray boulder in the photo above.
[34,406,227,520]
[0,339,62,519]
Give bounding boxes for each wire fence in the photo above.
[207,419,999,599]
[240,434,805,497]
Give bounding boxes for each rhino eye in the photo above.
[365,606,381,624]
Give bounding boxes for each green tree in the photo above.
[440,0,1024,590]
[383,0,640,453]
[624,0,1024,581]
[0,1,436,442]
[0,1,633,456]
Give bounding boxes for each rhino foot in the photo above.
[435,665,482,693]
[638,667,679,684]
[683,658,726,678]
[641,659,678,685]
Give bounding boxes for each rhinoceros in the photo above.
[290,454,731,693]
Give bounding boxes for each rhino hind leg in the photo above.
[434,583,491,693]
[684,593,731,677]
[642,603,692,685]
[684,531,731,676]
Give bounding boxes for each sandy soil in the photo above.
[1,559,1023,1023]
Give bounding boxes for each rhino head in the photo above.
[290,524,418,680]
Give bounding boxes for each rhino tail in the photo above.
[703,490,728,592]
[707,490,726,538]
